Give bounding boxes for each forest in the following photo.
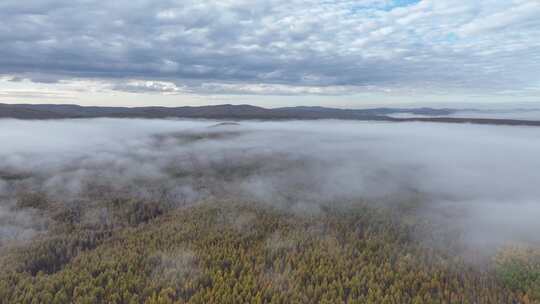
[1,119,540,303]
[1,198,539,303]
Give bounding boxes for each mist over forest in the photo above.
[2,118,539,250]
[2,118,540,303]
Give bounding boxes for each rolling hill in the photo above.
[1,103,540,126]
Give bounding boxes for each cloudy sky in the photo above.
[0,0,539,108]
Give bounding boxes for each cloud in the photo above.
[111,80,185,95]
[456,1,540,37]
[194,83,361,95]
[0,0,538,98]
[0,90,74,99]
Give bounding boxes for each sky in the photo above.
[0,0,539,108]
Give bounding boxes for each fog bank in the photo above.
[1,118,539,253]
[389,109,540,121]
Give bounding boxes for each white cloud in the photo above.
[457,1,540,37]
[112,80,185,95]
[0,0,538,102]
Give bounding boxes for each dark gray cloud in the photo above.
[0,0,539,96]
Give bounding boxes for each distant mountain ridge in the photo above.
[0,103,456,119]
[1,103,539,126]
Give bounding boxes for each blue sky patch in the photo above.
[385,0,421,10]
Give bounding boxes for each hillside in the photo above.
[2,103,540,126]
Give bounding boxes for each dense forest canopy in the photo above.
[1,119,540,303]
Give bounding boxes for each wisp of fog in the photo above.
[1,118,540,255]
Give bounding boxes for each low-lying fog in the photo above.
[1,118,540,255]
[389,109,540,121]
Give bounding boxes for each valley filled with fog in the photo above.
[2,118,539,251]
[389,109,540,121]
[1,118,540,302]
